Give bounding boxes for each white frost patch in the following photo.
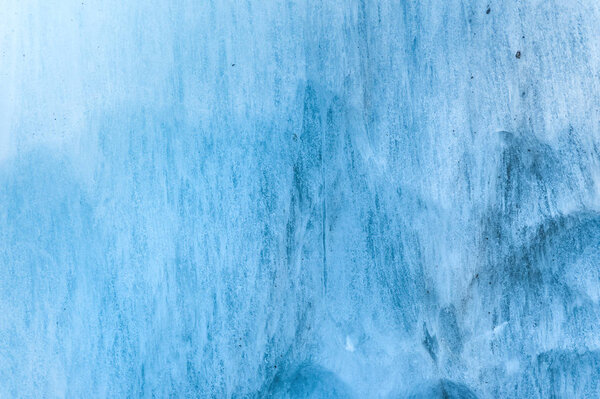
[345,336,355,352]
[505,358,520,375]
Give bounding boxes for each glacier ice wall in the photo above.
[2,1,600,398]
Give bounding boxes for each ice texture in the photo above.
[2,1,600,398]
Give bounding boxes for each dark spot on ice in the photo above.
[231,63,235,66]
[422,323,438,362]
[486,7,491,14]
[408,379,478,399]
[266,364,355,398]
[515,51,521,59]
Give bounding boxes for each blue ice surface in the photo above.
[1,1,600,398]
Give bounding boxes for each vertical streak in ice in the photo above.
[322,108,328,296]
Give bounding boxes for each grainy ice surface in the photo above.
[1,1,600,398]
